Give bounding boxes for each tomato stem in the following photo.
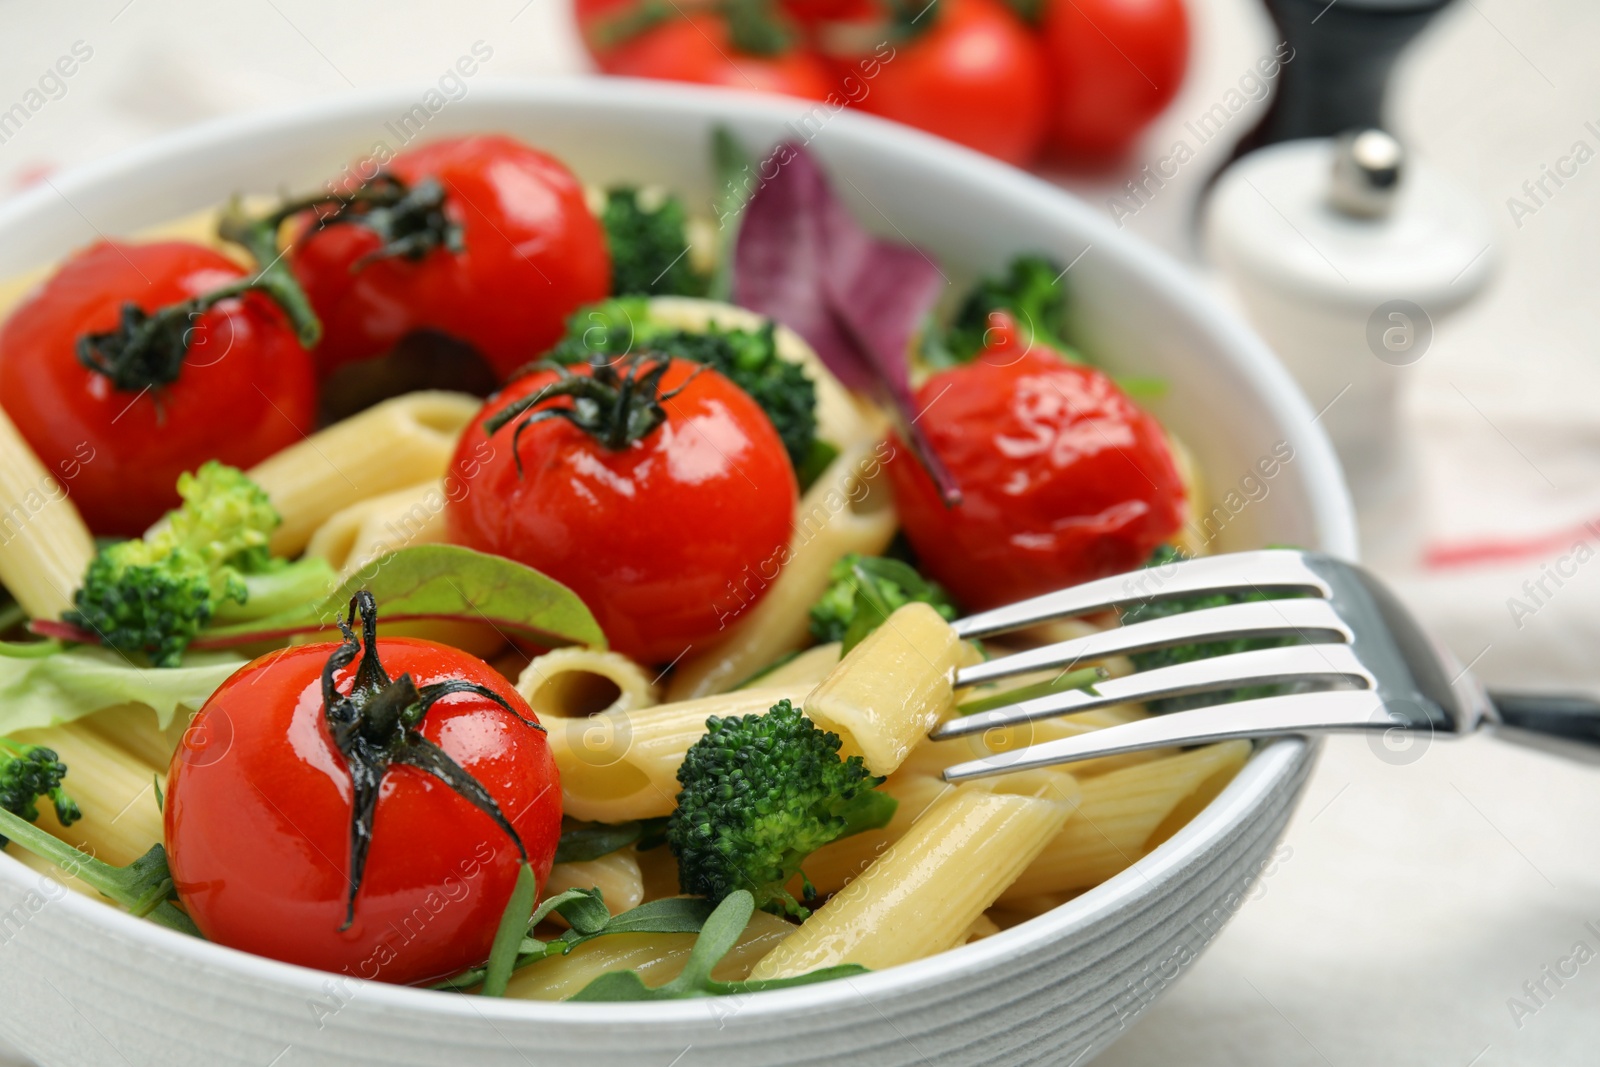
[588,0,796,55]
[484,353,705,470]
[320,591,543,929]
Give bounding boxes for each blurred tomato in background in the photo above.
[577,0,836,100]
[571,0,1188,166]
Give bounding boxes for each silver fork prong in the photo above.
[942,689,1391,781]
[955,597,1353,689]
[935,644,1375,741]
[951,549,1329,640]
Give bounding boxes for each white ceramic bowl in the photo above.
[0,80,1355,1067]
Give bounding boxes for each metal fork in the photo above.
[937,549,1600,781]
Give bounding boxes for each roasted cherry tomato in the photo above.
[578,0,836,101]
[166,595,561,986]
[0,240,317,536]
[887,333,1186,609]
[446,356,797,664]
[1041,0,1188,159]
[289,135,610,381]
[838,0,1049,166]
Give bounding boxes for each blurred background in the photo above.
[1,0,1597,1062]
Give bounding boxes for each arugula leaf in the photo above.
[481,863,538,997]
[554,818,642,865]
[568,890,868,1001]
[0,806,198,936]
[956,666,1107,717]
[0,644,244,735]
[186,545,604,651]
[434,890,717,992]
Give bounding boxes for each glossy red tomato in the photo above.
[888,334,1186,609]
[446,357,797,663]
[842,0,1049,166]
[0,240,316,536]
[290,135,610,381]
[166,618,561,987]
[592,12,837,100]
[1041,0,1188,158]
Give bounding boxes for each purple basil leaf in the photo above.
[731,141,962,504]
[731,145,874,391]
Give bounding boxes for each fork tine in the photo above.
[955,597,1352,689]
[935,644,1374,740]
[942,689,1389,781]
[951,549,1329,640]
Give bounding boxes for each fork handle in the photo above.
[1489,691,1600,765]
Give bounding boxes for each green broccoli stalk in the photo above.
[0,804,195,934]
[668,699,896,919]
[1121,545,1293,712]
[64,461,336,667]
[547,299,819,472]
[601,187,710,298]
[809,554,958,653]
[924,253,1078,367]
[0,739,80,844]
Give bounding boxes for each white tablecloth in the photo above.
[1,0,1597,1063]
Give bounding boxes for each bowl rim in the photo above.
[0,78,1356,1026]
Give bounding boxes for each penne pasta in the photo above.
[544,851,645,920]
[550,686,807,823]
[14,723,166,868]
[504,910,796,1001]
[247,391,482,556]
[665,440,898,701]
[739,642,840,692]
[304,479,450,574]
[749,769,1079,979]
[0,407,97,621]
[634,845,680,903]
[517,648,658,721]
[795,771,954,898]
[805,603,963,777]
[78,704,181,775]
[896,705,1166,783]
[1000,740,1251,901]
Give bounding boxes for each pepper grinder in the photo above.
[1204,130,1495,566]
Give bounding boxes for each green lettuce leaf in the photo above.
[0,644,243,734]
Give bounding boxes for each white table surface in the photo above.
[2,0,1598,1064]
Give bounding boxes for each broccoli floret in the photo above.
[1121,545,1293,712]
[669,699,897,918]
[64,461,336,667]
[809,554,958,653]
[926,253,1077,367]
[602,187,709,298]
[0,739,80,844]
[547,299,819,471]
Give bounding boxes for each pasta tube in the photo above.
[1000,740,1250,901]
[750,769,1078,979]
[304,479,449,574]
[543,851,645,919]
[504,910,795,1001]
[550,686,807,823]
[796,771,954,898]
[0,407,96,621]
[665,440,898,701]
[741,642,840,692]
[805,603,963,777]
[517,648,658,720]
[14,723,165,868]
[247,391,481,555]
